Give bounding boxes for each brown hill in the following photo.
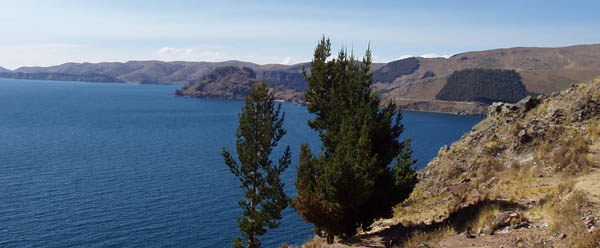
[379,44,600,114]
[6,44,600,114]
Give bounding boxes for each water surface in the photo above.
[0,78,482,247]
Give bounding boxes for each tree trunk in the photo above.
[326,234,334,244]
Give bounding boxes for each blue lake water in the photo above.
[0,78,483,247]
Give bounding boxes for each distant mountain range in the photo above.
[3,44,600,114]
[10,60,311,86]
[0,66,11,73]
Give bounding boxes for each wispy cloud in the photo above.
[154,47,296,65]
[387,53,452,62]
[421,53,451,58]
[280,57,292,65]
[155,47,226,62]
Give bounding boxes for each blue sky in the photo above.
[1,0,599,69]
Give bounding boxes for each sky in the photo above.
[1,0,599,70]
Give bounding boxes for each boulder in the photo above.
[484,211,523,235]
[516,95,543,112]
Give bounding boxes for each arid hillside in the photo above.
[301,78,600,247]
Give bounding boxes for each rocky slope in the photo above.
[303,78,600,247]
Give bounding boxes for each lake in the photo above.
[0,78,483,247]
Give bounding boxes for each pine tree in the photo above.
[222,82,291,248]
[293,37,418,243]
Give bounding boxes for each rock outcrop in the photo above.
[175,66,305,104]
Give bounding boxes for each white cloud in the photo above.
[396,55,414,60]
[280,56,292,65]
[381,53,452,63]
[155,47,227,62]
[154,47,296,65]
[421,53,451,58]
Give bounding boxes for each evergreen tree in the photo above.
[293,37,418,243]
[222,82,291,248]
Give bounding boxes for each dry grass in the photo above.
[554,131,592,175]
[296,236,326,248]
[534,141,553,166]
[544,190,600,248]
[589,117,600,142]
[394,225,455,248]
[468,204,501,232]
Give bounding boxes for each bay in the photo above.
[0,78,482,247]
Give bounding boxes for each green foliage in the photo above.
[372,57,420,83]
[392,137,419,199]
[222,82,291,248]
[293,37,418,243]
[436,68,529,104]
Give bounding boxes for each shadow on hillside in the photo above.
[341,199,526,248]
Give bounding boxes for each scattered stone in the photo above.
[584,216,595,228]
[558,233,567,239]
[438,145,449,155]
[514,221,530,229]
[499,226,512,234]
